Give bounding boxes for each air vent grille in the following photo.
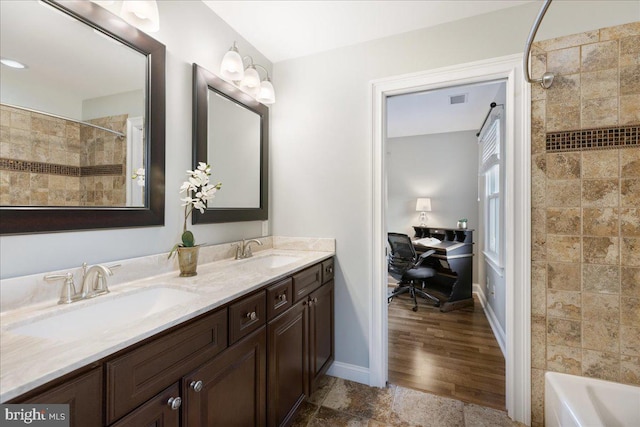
[449,94,467,105]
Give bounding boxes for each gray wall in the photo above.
[271,2,639,372]
[386,130,479,283]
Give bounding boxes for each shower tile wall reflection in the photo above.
[530,21,640,427]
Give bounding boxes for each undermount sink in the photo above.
[8,286,198,341]
[242,254,301,269]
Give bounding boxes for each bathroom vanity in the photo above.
[0,239,335,427]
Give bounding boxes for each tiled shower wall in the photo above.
[0,105,127,206]
[530,22,639,426]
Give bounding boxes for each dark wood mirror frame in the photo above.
[192,63,268,224]
[0,0,166,235]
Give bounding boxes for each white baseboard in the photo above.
[326,361,370,386]
[473,284,506,357]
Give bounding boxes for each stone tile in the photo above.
[581,69,619,100]
[462,404,523,427]
[620,65,640,95]
[581,40,619,72]
[581,150,619,179]
[546,74,580,106]
[530,368,545,427]
[547,180,581,207]
[531,54,547,102]
[532,263,546,316]
[600,22,640,41]
[582,321,619,353]
[546,208,580,235]
[532,316,546,370]
[546,235,581,263]
[621,295,640,326]
[547,47,580,76]
[290,401,320,427]
[547,290,581,320]
[546,103,580,132]
[547,262,580,291]
[308,374,337,405]
[582,349,620,382]
[620,355,640,386]
[308,406,369,427]
[547,317,581,347]
[620,94,640,124]
[621,237,640,266]
[583,237,619,265]
[582,264,620,294]
[546,344,582,375]
[581,97,618,128]
[620,35,640,67]
[546,153,581,180]
[583,292,620,324]
[392,387,464,427]
[621,267,640,296]
[582,208,619,237]
[582,179,619,207]
[621,179,640,208]
[10,111,31,131]
[322,378,396,423]
[620,208,640,237]
[537,31,599,52]
[620,325,640,356]
[531,154,546,208]
[621,148,640,178]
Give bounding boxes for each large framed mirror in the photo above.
[192,64,268,223]
[0,0,165,234]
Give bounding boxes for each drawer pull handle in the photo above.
[246,311,257,321]
[278,294,287,302]
[167,397,182,410]
[190,380,204,392]
[326,266,333,274]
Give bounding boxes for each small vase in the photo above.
[177,246,200,277]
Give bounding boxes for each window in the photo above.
[478,114,502,267]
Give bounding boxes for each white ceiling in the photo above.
[203,0,534,63]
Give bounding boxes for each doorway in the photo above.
[369,53,532,425]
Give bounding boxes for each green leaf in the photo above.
[168,243,180,259]
[182,230,195,247]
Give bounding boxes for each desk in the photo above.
[412,226,474,312]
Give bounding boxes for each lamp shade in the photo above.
[120,0,159,33]
[220,44,244,81]
[416,198,432,212]
[239,65,260,96]
[256,78,276,105]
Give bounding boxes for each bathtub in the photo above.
[545,372,640,427]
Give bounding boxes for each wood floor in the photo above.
[387,288,506,410]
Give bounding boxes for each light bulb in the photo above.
[239,66,260,97]
[220,45,244,81]
[256,79,275,105]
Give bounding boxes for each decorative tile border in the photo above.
[546,125,639,152]
[0,158,123,177]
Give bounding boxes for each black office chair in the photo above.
[387,232,439,312]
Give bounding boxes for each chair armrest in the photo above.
[415,249,436,267]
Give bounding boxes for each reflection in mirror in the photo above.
[193,64,268,223]
[0,0,166,234]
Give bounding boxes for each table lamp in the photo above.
[416,198,432,226]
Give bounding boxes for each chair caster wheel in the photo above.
[412,307,418,312]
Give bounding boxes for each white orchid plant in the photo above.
[169,162,222,258]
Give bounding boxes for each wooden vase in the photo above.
[177,246,200,277]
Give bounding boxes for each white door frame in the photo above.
[369,53,531,425]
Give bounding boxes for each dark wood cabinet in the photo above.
[110,383,181,427]
[183,328,267,427]
[19,367,103,427]
[309,280,334,393]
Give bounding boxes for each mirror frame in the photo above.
[0,0,166,235]
[192,63,268,224]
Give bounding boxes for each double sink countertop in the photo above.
[0,237,335,402]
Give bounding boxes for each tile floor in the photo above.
[290,376,525,427]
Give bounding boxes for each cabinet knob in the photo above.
[312,297,318,304]
[326,266,333,274]
[246,311,257,321]
[278,294,287,302]
[190,380,204,393]
[167,396,182,410]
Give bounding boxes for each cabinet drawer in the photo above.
[106,308,227,424]
[229,291,266,344]
[110,383,181,427]
[321,258,334,284]
[292,264,321,302]
[266,278,293,321]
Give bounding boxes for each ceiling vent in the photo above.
[449,94,467,105]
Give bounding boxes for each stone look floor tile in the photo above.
[322,378,397,424]
[392,387,464,427]
[308,406,369,427]
[462,403,525,427]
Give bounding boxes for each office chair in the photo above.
[387,232,440,312]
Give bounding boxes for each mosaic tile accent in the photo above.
[546,125,639,152]
[0,158,123,177]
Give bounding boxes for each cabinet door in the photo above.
[267,300,308,427]
[21,367,102,427]
[110,383,180,427]
[184,327,267,427]
[309,280,334,393]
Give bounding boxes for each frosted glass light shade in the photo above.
[256,79,276,105]
[416,198,432,212]
[240,66,260,97]
[220,47,244,81]
[120,0,159,32]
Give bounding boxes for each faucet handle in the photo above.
[44,272,78,304]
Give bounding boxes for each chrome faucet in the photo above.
[45,263,119,304]
[234,239,263,259]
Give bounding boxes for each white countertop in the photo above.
[0,243,334,402]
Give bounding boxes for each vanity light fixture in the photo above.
[416,197,432,227]
[120,0,160,33]
[0,58,27,69]
[220,42,276,105]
